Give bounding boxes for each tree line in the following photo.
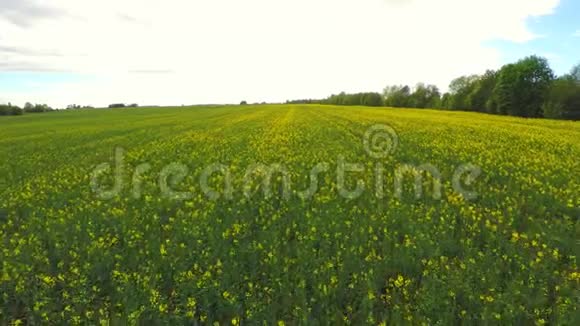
[0,102,55,116]
[0,102,143,116]
[440,56,579,119]
[108,103,139,108]
[286,56,580,120]
[287,92,386,107]
[285,87,442,110]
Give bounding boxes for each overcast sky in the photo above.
[0,0,579,108]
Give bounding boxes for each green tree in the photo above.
[570,63,580,81]
[361,93,384,107]
[440,93,452,109]
[24,103,53,113]
[383,85,411,108]
[467,70,497,113]
[447,75,479,110]
[492,55,554,117]
[409,83,440,108]
[323,92,382,107]
[543,75,580,120]
[0,103,23,116]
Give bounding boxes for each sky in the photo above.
[0,0,579,108]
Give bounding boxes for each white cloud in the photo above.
[574,30,580,37]
[0,0,561,107]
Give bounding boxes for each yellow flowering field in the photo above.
[0,105,578,324]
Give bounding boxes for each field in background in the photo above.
[1,105,579,324]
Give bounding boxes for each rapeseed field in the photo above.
[0,105,578,324]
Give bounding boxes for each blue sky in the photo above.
[0,0,578,108]
[489,0,580,75]
[0,72,88,92]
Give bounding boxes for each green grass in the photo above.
[1,105,579,324]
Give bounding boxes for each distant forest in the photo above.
[287,56,580,120]
[0,103,138,116]
[3,55,579,120]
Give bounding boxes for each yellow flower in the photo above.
[160,244,167,256]
[394,275,405,288]
[330,275,338,286]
